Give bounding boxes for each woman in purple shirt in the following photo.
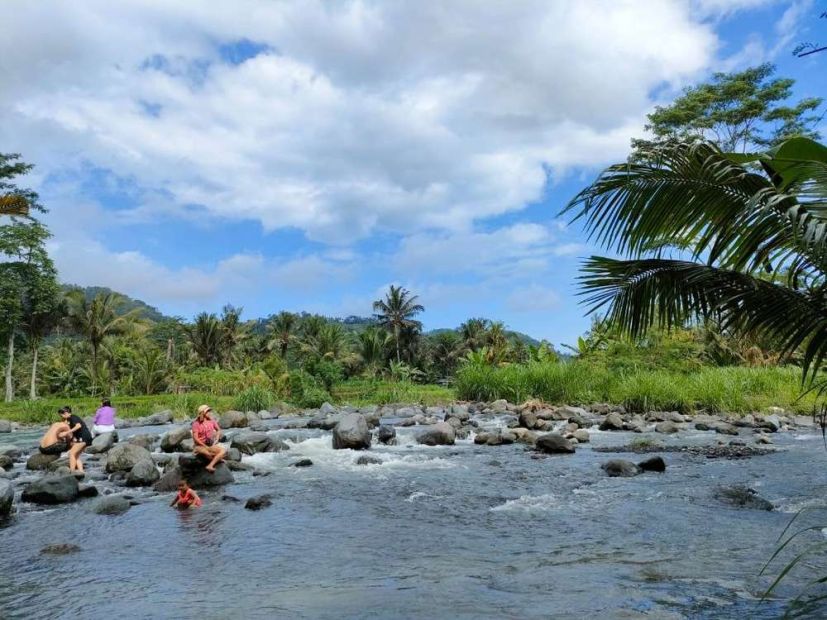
[93,398,116,435]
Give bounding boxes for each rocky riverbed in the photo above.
[1,400,826,618]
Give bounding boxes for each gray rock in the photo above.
[27,452,60,471]
[332,414,371,450]
[40,543,81,555]
[245,494,273,510]
[0,445,22,459]
[219,410,248,429]
[292,458,313,467]
[755,434,774,445]
[535,433,575,454]
[519,409,539,430]
[231,431,289,455]
[91,495,131,515]
[145,410,173,426]
[226,447,242,462]
[600,412,624,431]
[125,460,160,487]
[655,421,678,434]
[416,421,455,446]
[77,484,99,498]
[695,421,713,431]
[449,404,470,422]
[0,479,13,517]
[714,485,774,511]
[22,474,80,504]
[490,399,509,413]
[376,425,397,445]
[573,429,590,443]
[0,454,13,470]
[87,432,117,454]
[105,444,154,473]
[759,414,782,433]
[395,406,419,418]
[319,402,337,415]
[0,420,11,433]
[153,454,234,491]
[601,459,641,477]
[160,427,191,452]
[355,455,383,465]
[128,434,158,450]
[714,423,739,436]
[638,456,667,472]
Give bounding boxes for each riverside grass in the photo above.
[454,362,819,414]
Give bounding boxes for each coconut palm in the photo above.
[266,311,298,358]
[459,318,490,352]
[373,285,425,363]
[186,312,223,366]
[564,137,827,387]
[357,327,390,377]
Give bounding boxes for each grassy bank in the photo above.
[455,362,818,414]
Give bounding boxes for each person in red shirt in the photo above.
[191,404,227,473]
[170,479,202,509]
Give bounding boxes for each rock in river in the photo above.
[105,444,154,473]
[27,452,59,471]
[231,431,289,455]
[219,410,248,429]
[355,455,383,466]
[599,413,624,431]
[416,421,456,446]
[40,543,81,555]
[245,494,273,510]
[87,432,117,454]
[601,459,641,477]
[638,456,667,472]
[332,413,371,450]
[0,479,13,517]
[376,425,397,445]
[154,454,234,491]
[714,485,773,511]
[160,427,192,452]
[535,433,575,454]
[655,421,679,434]
[91,495,131,516]
[21,474,80,504]
[125,460,160,487]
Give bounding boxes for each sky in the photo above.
[0,0,825,348]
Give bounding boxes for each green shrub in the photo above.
[234,386,276,412]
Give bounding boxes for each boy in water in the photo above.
[170,480,202,510]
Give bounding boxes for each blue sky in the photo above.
[0,0,825,347]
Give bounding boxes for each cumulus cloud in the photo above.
[0,0,717,243]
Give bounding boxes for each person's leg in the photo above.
[75,443,86,472]
[67,442,79,470]
[205,445,226,472]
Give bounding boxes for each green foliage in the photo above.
[373,285,425,363]
[288,370,331,408]
[234,385,275,412]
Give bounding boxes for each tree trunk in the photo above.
[5,332,14,403]
[30,345,38,400]
[166,338,173,362]
[395,324,401,364]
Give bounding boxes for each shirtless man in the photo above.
[191,405,227,473]
[39,419,73,456]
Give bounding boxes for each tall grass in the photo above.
[455,362,818,414]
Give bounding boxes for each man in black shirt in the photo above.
[60,406,93,472]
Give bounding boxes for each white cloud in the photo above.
[0,0,717,242]
[506,285,562,313]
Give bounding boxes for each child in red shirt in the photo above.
[170,480,202,509]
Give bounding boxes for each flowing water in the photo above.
[2,416,827,619]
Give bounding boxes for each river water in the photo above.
[2,415,827,619]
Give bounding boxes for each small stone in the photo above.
[244,494,273,510]
[638,456,666,472]
[601,459,641,477]
[355,455,383,466]
[40,543,81,555]
[292,459,313,467]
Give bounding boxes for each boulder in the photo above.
[758,414,782,433]
[332,414,371,450]
[600,413,624,431]
[128,434,158,450]
[755,434,774,445]
[655,421,679,434]
[319,402,337,415]
[573,429,590,443]
[292,458,313,467]
[355,455,383,465]
[160,427,192,452]
[714,485,773,511]
[0,420,11,433]
[713,423,739,436]
[87,432,117,454]
[145,410,173,426]
[518,409,539,430]
[0,445,22,459]
[27,452,60,471]
[694,421,713,431]
[245,494,273,510]
[125,460,160,487]
[0,479,13,517]
[21,475,80,504]
[638,456,667,472]
[219,410,248,429]
[91,495,131,515]
[449,404,470,422]
[416,421,455,446]
[490,399,509,413]
[535,433,576,454]
[231,431,289,455]
[77,484,99,498]
[601,459,641,477]
[0,455,12,470]
[376,425,397,445]
[154,455,234,491]
[105,444,154,473]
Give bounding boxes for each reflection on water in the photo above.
[1,418,827,618]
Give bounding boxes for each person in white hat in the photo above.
[191,404,226,473]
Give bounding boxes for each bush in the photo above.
[234,386,276,412]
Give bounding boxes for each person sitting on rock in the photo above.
[170,479,202,509]
[93,398,116,436]
[60,406,93,473]
[192,404,226,473]
[38,419,73,456]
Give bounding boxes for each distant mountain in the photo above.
[61,285,168,322]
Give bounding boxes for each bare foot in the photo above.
[206,465,216,473]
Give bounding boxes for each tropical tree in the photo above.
[21,262,63,399]
[427,330,463,379]
[356,327,390,377]
[187,312,223,367]
[459,318,490,352]
[373,285,424,363]
[564,137,827,389]
[266,311,298,358]
[218,304,247,367]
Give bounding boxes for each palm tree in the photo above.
[219,304,247,367]
[373,285,425,363]
[357,327,390,377]
[186,312,223,366]
[266,311,298,358]
[428,330,462,379]
[564,137,827,387]
[459,318,490,352]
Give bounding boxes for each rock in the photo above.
[320,402,337,415]
[713,423,739,436]
[376,425,397,445]
[244,494,273,510]
[154,454,234,491]
[27,452,60,471]
[145,410,173,426]
[714,485,773,511]
[519,409,539,430]
[445,416,463,430]
[638,456,666,472]
[733,414,756,428]
[161,427,192,452]
[416,421,455,446]
[292,458,313,467]
[655,421,678,434]
[755,434,774,445]
[694,421,713,431]
[512,428,538,446]
[600,413,624,431]
[0,479,13,517]
[22,475,80,504]
[355,455,383,465]
[219,410,248,429]
[490,399,509,413]
[125,460,160,487]
[77,484,99,498]
[573,429,590,443]
[231,431,289,455]
[105,444,154,473]
[332,413,371,450]
[0,420,11,433]
[558,405,589,419]
[128,434,158,450]
[226,447,242,462]
[0,445,22,459]
[535,433,575,454]
[449,404,470,422]
[91,495,131,515]
[758,414,782,433]
[0,454,13,470]
[601,459,641,477]
[40,543,81,555]
[87,432,117,454]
